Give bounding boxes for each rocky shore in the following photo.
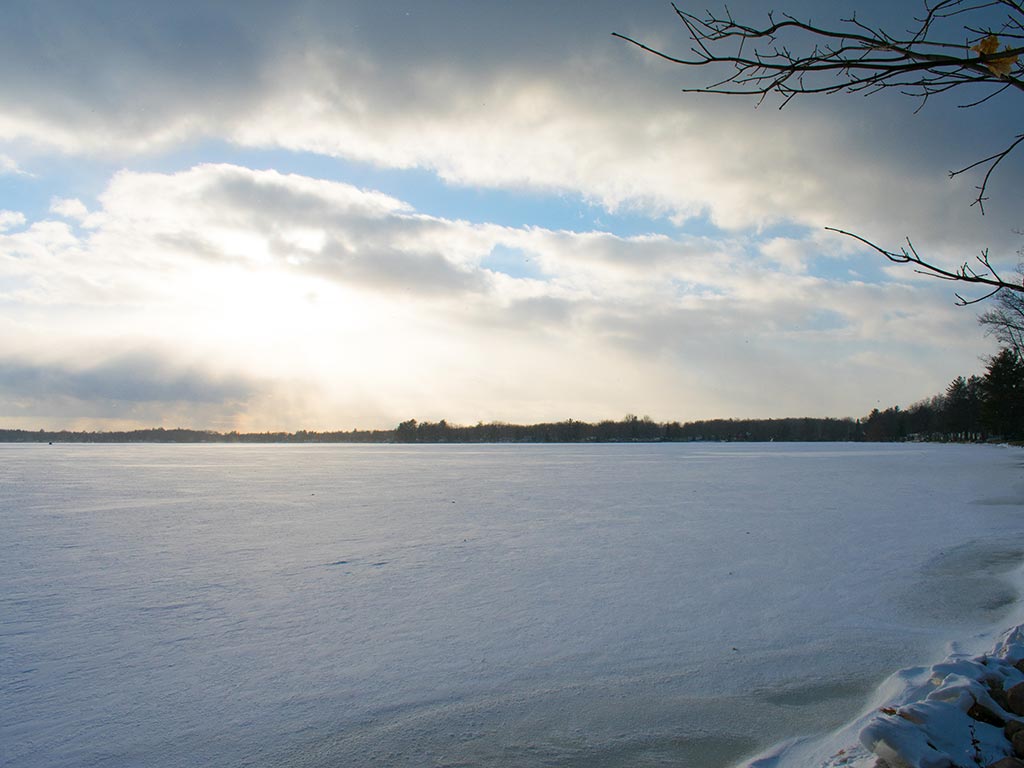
[848,626,1024,768]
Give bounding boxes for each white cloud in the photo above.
[0,210,25,231]
[0,162,996,429]
[0,153,30,176]
[759,237,816,274]
[232,57,896,233]
[49,197,90,221]
[0,5,1014,263]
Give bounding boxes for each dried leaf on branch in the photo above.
[971,35,1019,78]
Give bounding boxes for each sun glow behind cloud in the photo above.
[0,1,1018,430]
[0,158,996,430]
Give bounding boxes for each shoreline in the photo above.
[747,625,1024,767]
[746,549,1024,768]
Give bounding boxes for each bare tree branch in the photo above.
[979,263,1024,352]
[612,1,1023,207]
[615,0,1024,303]
[824,227,1020,304]
[948,132,1024,213]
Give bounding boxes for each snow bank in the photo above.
[747,626,1024,768]
[857,633,1024,768]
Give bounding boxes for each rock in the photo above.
[991,679,1011,710]
[970,700,1007,727]
[1007,682,1024,716]
[1014,659,1024,675]
[1007,720,1024,740]
[987,758,1024,768]
[1013,730,1024,758]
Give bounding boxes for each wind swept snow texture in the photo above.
[3,443,1024,768]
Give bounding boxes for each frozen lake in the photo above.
[4,442,1024,768]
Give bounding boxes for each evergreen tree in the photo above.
[944,376,973,438]
[980,349,1024,438]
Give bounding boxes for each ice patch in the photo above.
[897,541,1024,626]
[756,678,876,708]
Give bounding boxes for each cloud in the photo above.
[0,0,1012,434]
[49,197,90,221]
[0,348,261,430]
[0,210,25,231]
[0,154,30,176]
[85,164,484,297]
[0,1,1016,261]
[4,161,998,429]
[0,351,256,404]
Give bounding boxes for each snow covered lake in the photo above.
[4,442,1024,768]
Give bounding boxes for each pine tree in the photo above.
[980,349,1024,438]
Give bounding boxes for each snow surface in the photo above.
[3,442,1024,768]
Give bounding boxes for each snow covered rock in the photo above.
[857,629,1024,768]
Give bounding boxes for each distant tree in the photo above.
[966,373,986,433]
[864,406,906,441]
[396,419,418,442]
[944,376,974,437]
[615,1,1024,304]
[980,347,1024,436]
[902,394,945,438]
[664,420,684,440]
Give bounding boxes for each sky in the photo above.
[0,0,1022,432]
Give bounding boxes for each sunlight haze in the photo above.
[1,0,1021,430]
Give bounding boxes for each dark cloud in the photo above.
[0,352,256,404]
[503,296,577,327]
[463,295,583,334]
[0,1,1019,245]
[204,169,404,227]
[153,232,237,263]
[315,238,488,296]
[0,1,282,130]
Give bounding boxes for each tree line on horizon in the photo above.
[9,298,1024,446]
[0,417,859,444]
[4,347,1024,445]
[859,281,1024,442]
[862,346,1024,442]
